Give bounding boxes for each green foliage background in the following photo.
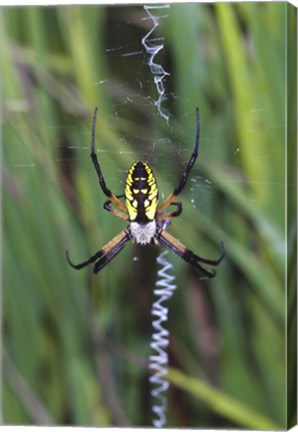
[2,3,297,428]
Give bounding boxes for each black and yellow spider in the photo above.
[66,107,225,278]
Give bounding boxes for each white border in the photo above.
[0,0,297,6]
[1,0,297,431]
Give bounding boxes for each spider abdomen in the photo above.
[125,161,159,222]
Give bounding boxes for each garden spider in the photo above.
[66,107,225,278]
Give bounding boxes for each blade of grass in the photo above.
[168,368,281,429]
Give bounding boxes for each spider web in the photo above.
[86,4,213,211]
[3,2,288,430]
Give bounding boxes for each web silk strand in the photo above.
[142,5,173,426]
[149,251,177,427]
[142,4,170,122]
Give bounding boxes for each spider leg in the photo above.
[66,248,102,270]
[66,228,131,272]
[104,195,128,220]
[93,229,131,273]
[157,201,182,220]
[90,107,127,212]
[158,107,200,212]
[156,229,224,278]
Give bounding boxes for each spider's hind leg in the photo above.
[191,241,225,266]
[156,229,224,278]
[66,249,102,270]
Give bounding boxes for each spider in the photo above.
[66,107,225,278]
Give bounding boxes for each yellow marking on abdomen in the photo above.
[125,160,159,221]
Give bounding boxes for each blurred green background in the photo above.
[2,3,297,428]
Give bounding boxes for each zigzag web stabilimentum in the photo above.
[149,251,176,427]
[142,4,176,427]
[142,4,170,122]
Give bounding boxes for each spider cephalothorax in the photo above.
[66,107,225,278]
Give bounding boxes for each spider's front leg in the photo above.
[157,107,200,213]
[90,107,127,213]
